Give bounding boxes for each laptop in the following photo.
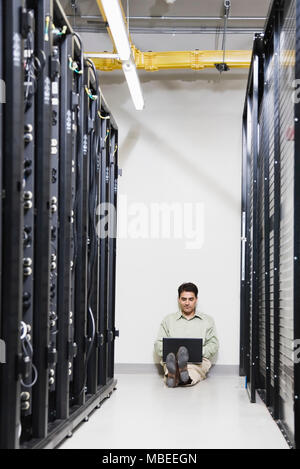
[162,338,203,363]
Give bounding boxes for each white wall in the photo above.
[96,67,248,366]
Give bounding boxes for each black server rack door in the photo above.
[258,57,272,406]
[56,33,74,420]
[68,39,80,404]
[240,111,251,378]
[72,54,88,406]
[244,37,264,404]
[257,94,267,393]
[86,96,100,395]
[0,0,3,370]
[294,0,300,450]
[107,129,118,381]
[240,116,247,377]
[294,0,300,451]
[31,0,53,439]
[98,116,110,387]
[277,0,296,443]
[246,88,257,404]
[264,32,277,415]
[48,42,60,422]
[271,7,282,420]
[0,0,25,449]
[20,6,37,438]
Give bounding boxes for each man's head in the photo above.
[178,282,198,317]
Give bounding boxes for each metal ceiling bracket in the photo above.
[215,0,231,73]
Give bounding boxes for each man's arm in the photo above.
[154,319,170,358]
[203,318,219,361]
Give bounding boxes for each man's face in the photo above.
[178,291,197,316]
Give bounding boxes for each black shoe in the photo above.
[177,346,190,384]
[166,352,178,387]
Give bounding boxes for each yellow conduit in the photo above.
[89,47,252,71]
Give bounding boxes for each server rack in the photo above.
[0,0,119,449]
[21,5,37,431]
[56,31,74,421]
[0,0,25,449]
[86,67,100,396]
[0,0,4,368]
[240,0,300,449]
[31,0,53,440]
[48,39,60,421]
[107,127,119,381]
[98,103,110,387]
[72,39,88,408]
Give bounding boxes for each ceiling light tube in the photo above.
[122,60,144,111]
[101,0,131,61]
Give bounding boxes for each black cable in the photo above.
[70,31,84,273]
[73,128,98,399]
[24,30,37,111]
[72,54,103,399]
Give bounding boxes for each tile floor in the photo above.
[59,372,289,449]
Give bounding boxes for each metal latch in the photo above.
[48,347,57,366]
[21,8,35,39]
[107,330,114,343]
[18,353,31,379]
[88,117,95,133]
[72,91,79,110]
[51,54,60,80]
[68,341,77,359]
[96,333,105,347]
[0,339,6,364]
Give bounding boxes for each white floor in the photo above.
[59,372,289,450]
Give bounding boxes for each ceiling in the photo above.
[60,0,272,53]
[61,0,271,34]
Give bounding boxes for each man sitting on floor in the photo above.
[154,282,219,387]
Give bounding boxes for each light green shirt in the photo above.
[154,311,219,363]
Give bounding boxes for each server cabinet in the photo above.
[48,41,60,422]
[86,67,100,396]
[107,127,119,381]
[294,0,300,449]
[21,6,37,434]
[0,0,25,449]
[56,32,75,420]
[241,36,265,403]
[0,0,118,449]
[31,0,53,440]
[98,109,110,387]
[240,0,300,448]
[0,0,3,368]
[72,42,89,408]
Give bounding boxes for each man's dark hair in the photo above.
[178,282,198,298]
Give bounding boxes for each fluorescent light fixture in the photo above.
[101,0,131,61]
[122,61,145,111]
[87,53,120,59]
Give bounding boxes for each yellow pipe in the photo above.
[89,49,252,71]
